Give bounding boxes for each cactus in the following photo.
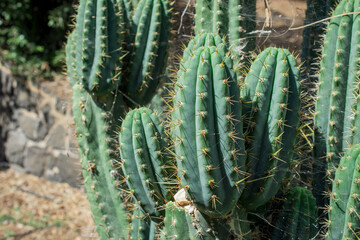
[130,207,157,240]
[326,143,360,239]
[301,0,338,76]
[119,107,173,220]
[240,47,301,210]
[162,202,213,239]
[124,0,172,105]
[171,33,246,217]
[65,0,360,238]
[161,201,250,239]
[314,0,360,169]
[72,83,129,239]
[272,187,318,240]
[194,0,256,55]
[67,0,125,96]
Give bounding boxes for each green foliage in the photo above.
[0,0,75,74]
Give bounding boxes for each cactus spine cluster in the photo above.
[65,0,360,239]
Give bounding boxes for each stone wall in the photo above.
[0,64,81,187]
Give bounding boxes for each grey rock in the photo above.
[18,109,48,141]
[5,129,27,165]
[9,163,26,173]
[46,124,66,150]
[16,90,31,108]
[55,98,69,115]
[42,103,55,129]
[44,166,62,182]
[46,154,81,187]
[23,146,52,177]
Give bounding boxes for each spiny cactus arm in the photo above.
[301,0,337,77]
[195,0,256,54]
[228,0,256,55]
[315,0,360,167]
[119,108,171,221]
[72,0,124,96]
[342,0,360,146]
[65,30,77,86]
[326,144,360,240]
[126,0,171,105]
[172,34,245,217]
[240,48,300,210]
[72,83,128,239]
[130,207,156,240]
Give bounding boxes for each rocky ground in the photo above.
[0,169,97,240]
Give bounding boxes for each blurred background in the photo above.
[0,0,309,239]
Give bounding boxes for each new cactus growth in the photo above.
[326,143,360,239]
[119,107,173,220]
[272,187,318,240]
[314,0,360,169]
[240,47,301,210]
[171,33,246,217]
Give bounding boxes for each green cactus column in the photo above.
[314,0,360,170]
[119,107,173,221]
[124,0,172,106]
[171,33,246,217]
[72,83,129,239]
[194,0,256,55]
[326,143,360,239]
[70,0,125,96]
[272,187,318,240]
[240,47,301,210]
[130,207,156,240]
[66,0,130,238]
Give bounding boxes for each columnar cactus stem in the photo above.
[71,0,125,96]
[125,0,172,105]
[326,143,360,239]
[240,47,301,210]
[314,0,360,169]
[119,107,173,221]
[130,207,156,240]
[194,0,256,55]
[171,33,246,217]
[72,83,129,239]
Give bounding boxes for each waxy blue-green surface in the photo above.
[171,34,245,217]
[240,47,301,210]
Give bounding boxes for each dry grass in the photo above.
[0,169,97,240]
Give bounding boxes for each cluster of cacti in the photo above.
[65,0,360,239]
